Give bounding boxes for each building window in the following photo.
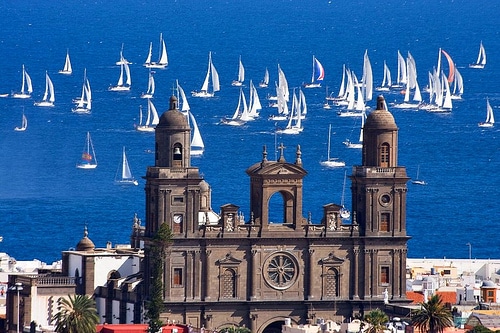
[380,213,390,232]
[221,268,236,298]
[380,266,389,284]
[380,143,390,167]
[173,197,184,204]
[173,268,183,286]
[325,267,339,298]
[264,252,298,290]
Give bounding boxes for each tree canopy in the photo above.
[411,294,453,333]
[53,294,100,333]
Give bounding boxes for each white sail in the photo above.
[157,35,168,66]
[109,62,131,91]
[176,80,190,112]
[136,99,159,132]
[470,41,486,68]
[114,147,138,185]
[12,65,33,99]
[59,50,72,75]
[144,34,168,69]
[14,112,28,132]
[192,52,219,97]
[231,56,245,86]
[479,98,494,127]
[259,68,269,88]
[73,70,92,114]
[189,111,204,155]
[144,42,153,66]
[141,71,155,98]
[34,71,55,106]
[362,50,373,101]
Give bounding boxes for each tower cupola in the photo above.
[362,95,399,167]
[155,96,191,168]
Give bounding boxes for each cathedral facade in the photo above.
[143,96,409,333]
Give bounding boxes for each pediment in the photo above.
[319,253,345,265]
[246,161,307,177]
[217,253,242,265]
[220,203,240,210]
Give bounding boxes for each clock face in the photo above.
[173,214,183,223]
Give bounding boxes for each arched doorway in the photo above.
[262,320,285,333]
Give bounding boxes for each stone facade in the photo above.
[143,96,409,333]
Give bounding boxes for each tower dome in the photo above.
[364,95,397,130]
[76,226,95,252]
[157,96,189,129]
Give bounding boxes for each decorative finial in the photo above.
[278,143,286,162]
[295,145,302,165]
[262,145,268,163]
[169,95,178,110]
[377,95,386,110]
[84,225,89,238]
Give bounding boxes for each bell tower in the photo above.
[350,95,409,301]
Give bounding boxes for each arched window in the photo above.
[325,267,339,298]
[221,268,236,298]
[380,143,390,167]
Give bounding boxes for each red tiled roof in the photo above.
[406,291,424,304]
[436,291,457,304]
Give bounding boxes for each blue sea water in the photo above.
[0,0,498,263]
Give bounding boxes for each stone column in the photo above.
[308,249,315,300]
[250,249,258,300]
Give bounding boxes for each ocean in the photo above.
[0,0,498,263]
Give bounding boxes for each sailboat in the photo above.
[76,132,97,169]
[34,71,55,107]
[246,80,262,119]
[469,41,486,69]
[114,147,138,185]
[411,165,427,185]
[59,50,73,75]
[375,61,392,91]
[221,87,248,126]
[320,124,345,168]
[12,65,33,99]
[478,98,495,128]
[144,33,168,69]
[303,56,325,88]
[259,67,269,88]
[136,99,159,132]
[339,170,351,219]
[189,111,205,156]
[192,51,220,97]
[72,69,92,114]
[140,70,155,98]
[276,89,303,135]
[231,56,245,86]
[115,43,132,65]
[14,111,27,132]
[176,81,204,155]
[343,109,365,148]
[109,61,131,91]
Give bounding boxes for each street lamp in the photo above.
[466,242,472,273]
[10,282,23,333]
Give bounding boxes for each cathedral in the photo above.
[143,95,410,333]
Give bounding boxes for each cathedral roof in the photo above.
[364,95,398,130]
[157,96,189,128]
[76,226,95,252]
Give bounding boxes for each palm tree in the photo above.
[364,308,389,333]
[53,294,100,333]
[411,294,453,333]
